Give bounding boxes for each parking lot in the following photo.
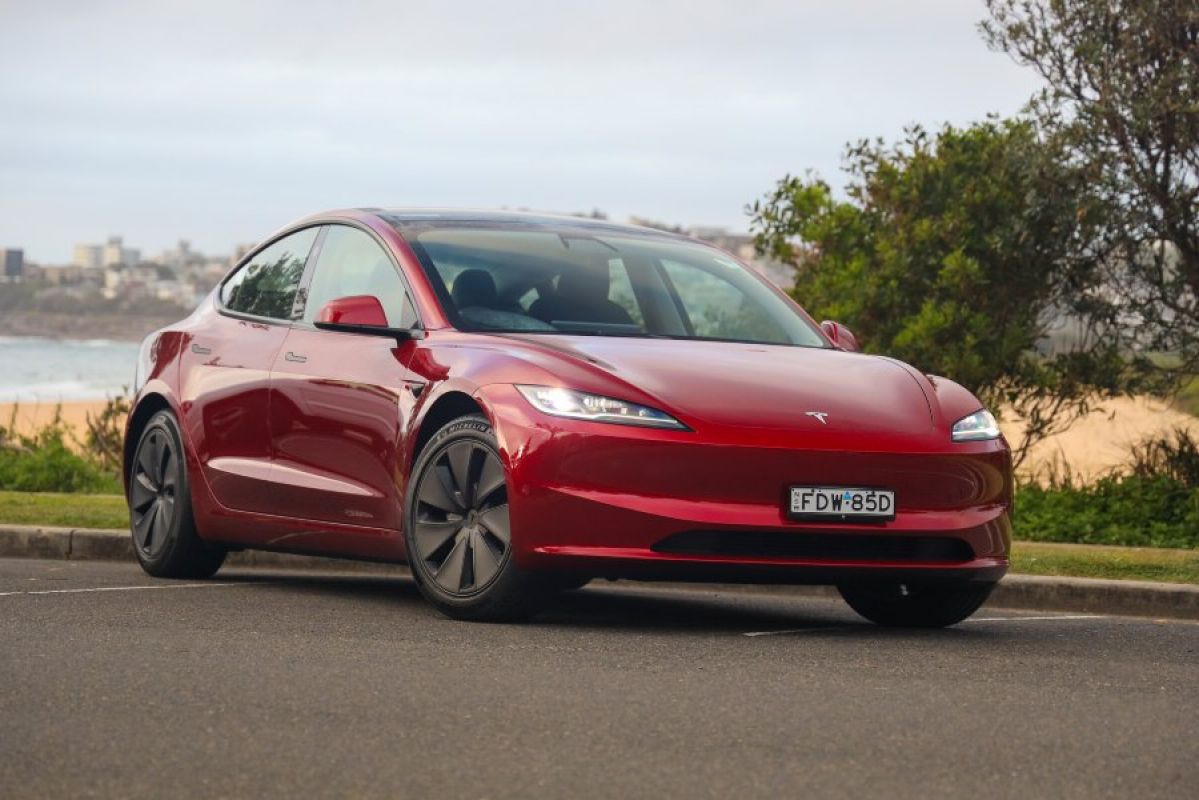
[1,557,1196,798]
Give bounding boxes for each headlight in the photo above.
[515,385,686,430]
[951,409,1001,442]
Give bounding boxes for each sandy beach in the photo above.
[1000,395,1199,480]
[0,400,112,440]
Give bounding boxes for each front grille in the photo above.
[651,530,974,563]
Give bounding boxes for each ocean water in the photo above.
[0,336,140,402]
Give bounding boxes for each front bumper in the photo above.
[482,385,1012,585]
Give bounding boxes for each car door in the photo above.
[264,223,422,533]
[179,227,318,514]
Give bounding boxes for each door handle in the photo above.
[284,351,307,364]
[190,344,211,355]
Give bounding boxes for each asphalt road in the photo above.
[1,558,1196,799]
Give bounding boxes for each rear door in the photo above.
[178,227,318,513]
[264,224,422,535]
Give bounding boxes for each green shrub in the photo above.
[1015,476,1199,550]
[1015,429,1199,549]
[0,410,122,494]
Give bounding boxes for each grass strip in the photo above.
[0,490,128,530]
[1011,541,1199,585]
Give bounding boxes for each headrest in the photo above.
[451,269,498,309]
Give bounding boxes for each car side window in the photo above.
[221,228,318,320]
[659,258,789,344]
[304,225,418,328]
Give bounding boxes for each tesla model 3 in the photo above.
[123,209,1011,625]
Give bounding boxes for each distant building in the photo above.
[72,243,103,269]
[102,264,125,297]
[160,240,198,270]
[73,237,140,269]
[38,264,89,285]
[2,248,23,280]
[102,236,140,267]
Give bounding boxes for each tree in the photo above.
[750,119,1153,467]
[982,0,1199,376]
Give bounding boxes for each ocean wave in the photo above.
[0,380,124,403]
[0,335,136,349]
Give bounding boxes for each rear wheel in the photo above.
[404,414,545,622]
[837,580,995,628]
[128,411,225,579]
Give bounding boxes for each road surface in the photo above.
[1,558,1195,798]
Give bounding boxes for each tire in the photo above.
[404,414,546,622]
[128,410,225,579]
[837,580,996,628]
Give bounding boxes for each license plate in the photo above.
[788,486,895,521]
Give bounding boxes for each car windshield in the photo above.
[395,221,828,348]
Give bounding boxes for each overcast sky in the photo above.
[0,0,1040,263]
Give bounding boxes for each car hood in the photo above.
[501,335,936,435]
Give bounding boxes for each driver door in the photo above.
[264,224,421,543]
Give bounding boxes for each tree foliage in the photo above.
[982,0,1199,375]
[750,119,1153,466]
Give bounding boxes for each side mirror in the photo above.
[314,295,423,341]
[820,320,860,352]
[316,295,389,327]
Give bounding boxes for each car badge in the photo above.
[805,411,829,425]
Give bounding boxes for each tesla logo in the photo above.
[805,411,829,425]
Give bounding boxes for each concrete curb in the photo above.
[988,574,1199,620]
[2,524,1196,620]
[0,525,399,574]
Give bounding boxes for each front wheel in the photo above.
[404,414,546,622]
[837,580,996,628]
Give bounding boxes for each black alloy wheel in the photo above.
[412,436,511,595]
[405,414,546,621]
[128,411,225,579]
[130,425,179,559]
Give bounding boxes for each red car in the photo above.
[123,209,1011,625]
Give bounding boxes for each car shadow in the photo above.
[213,568,1000,639]
[538,584,996,639]
[217,567,422,604]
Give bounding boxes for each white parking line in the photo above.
[967,615,1105,622]
[744,626,854,637]
[0,582,268,597]
[743,614,1106,636]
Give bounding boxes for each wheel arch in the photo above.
[408,390,489,468]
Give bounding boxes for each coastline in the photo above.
[0,311,180,343]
